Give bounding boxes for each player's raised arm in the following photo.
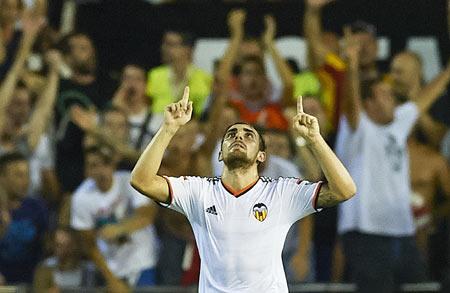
[292,96,356,208]
[130,87,193,204]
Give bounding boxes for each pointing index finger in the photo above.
[297,96,303,114]
[181,86,190,106]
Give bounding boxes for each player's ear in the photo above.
[218,151,223,162]
[256,151,266,164]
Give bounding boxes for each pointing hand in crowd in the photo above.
[262,14,276,48]
[21,9,46,37]
[228,9,246,37]
[45,50,63,70]
[70,105,97,132]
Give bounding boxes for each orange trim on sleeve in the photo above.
[161,176,174,206]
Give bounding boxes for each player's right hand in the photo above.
[164,86,193,128]
[292,95,321,144]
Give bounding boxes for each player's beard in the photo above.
[223,150,256,170]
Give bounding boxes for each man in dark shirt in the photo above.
[55,32,116,194]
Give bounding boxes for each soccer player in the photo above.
[130,86,356,292]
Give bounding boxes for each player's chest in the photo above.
[200,192,282,234]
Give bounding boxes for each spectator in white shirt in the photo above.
[70,144,158,293]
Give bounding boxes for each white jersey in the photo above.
[71,171,158,280]
[335,102,419,236]
[161,175,322,293]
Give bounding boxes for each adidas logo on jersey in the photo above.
[206,205,218,215]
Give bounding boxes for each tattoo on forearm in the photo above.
[317,185,341,208]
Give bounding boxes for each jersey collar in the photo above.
[220,177,260,198]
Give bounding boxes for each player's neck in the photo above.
[221,166,259,191]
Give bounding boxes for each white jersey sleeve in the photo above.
[71,190,95,230]
[161,176,204,219]
[277,177,323,224]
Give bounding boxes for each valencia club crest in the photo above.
[253,203,268,222]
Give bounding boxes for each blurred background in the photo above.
[0,0,450,292]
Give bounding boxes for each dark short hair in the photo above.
[221,122,266,152]
[164,30,196,47]
[236,55,266,75]
[58,32,93,56]
[84,144,114,163]
[0,152,27,174]
[350,20,377,36]
[360,77,384,101]
[122,63,147,75]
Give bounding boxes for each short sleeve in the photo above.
[278,177,323,224]
[70,193,94,230]
[160,176,202,218]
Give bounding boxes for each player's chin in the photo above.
[223,153,252,168]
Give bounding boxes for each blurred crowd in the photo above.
[0,0,450,292]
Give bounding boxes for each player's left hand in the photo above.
[164,86,193,129]
[292,96,321,144]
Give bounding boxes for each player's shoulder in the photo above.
[205,176,221,184]
[167,175,217,185]
[260,176,276,183]
[260,176,302,185]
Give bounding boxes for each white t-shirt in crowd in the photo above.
[159,175,322,293]
[71,171,158,279]
[335,102,419,236]
[42,257,83,287]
